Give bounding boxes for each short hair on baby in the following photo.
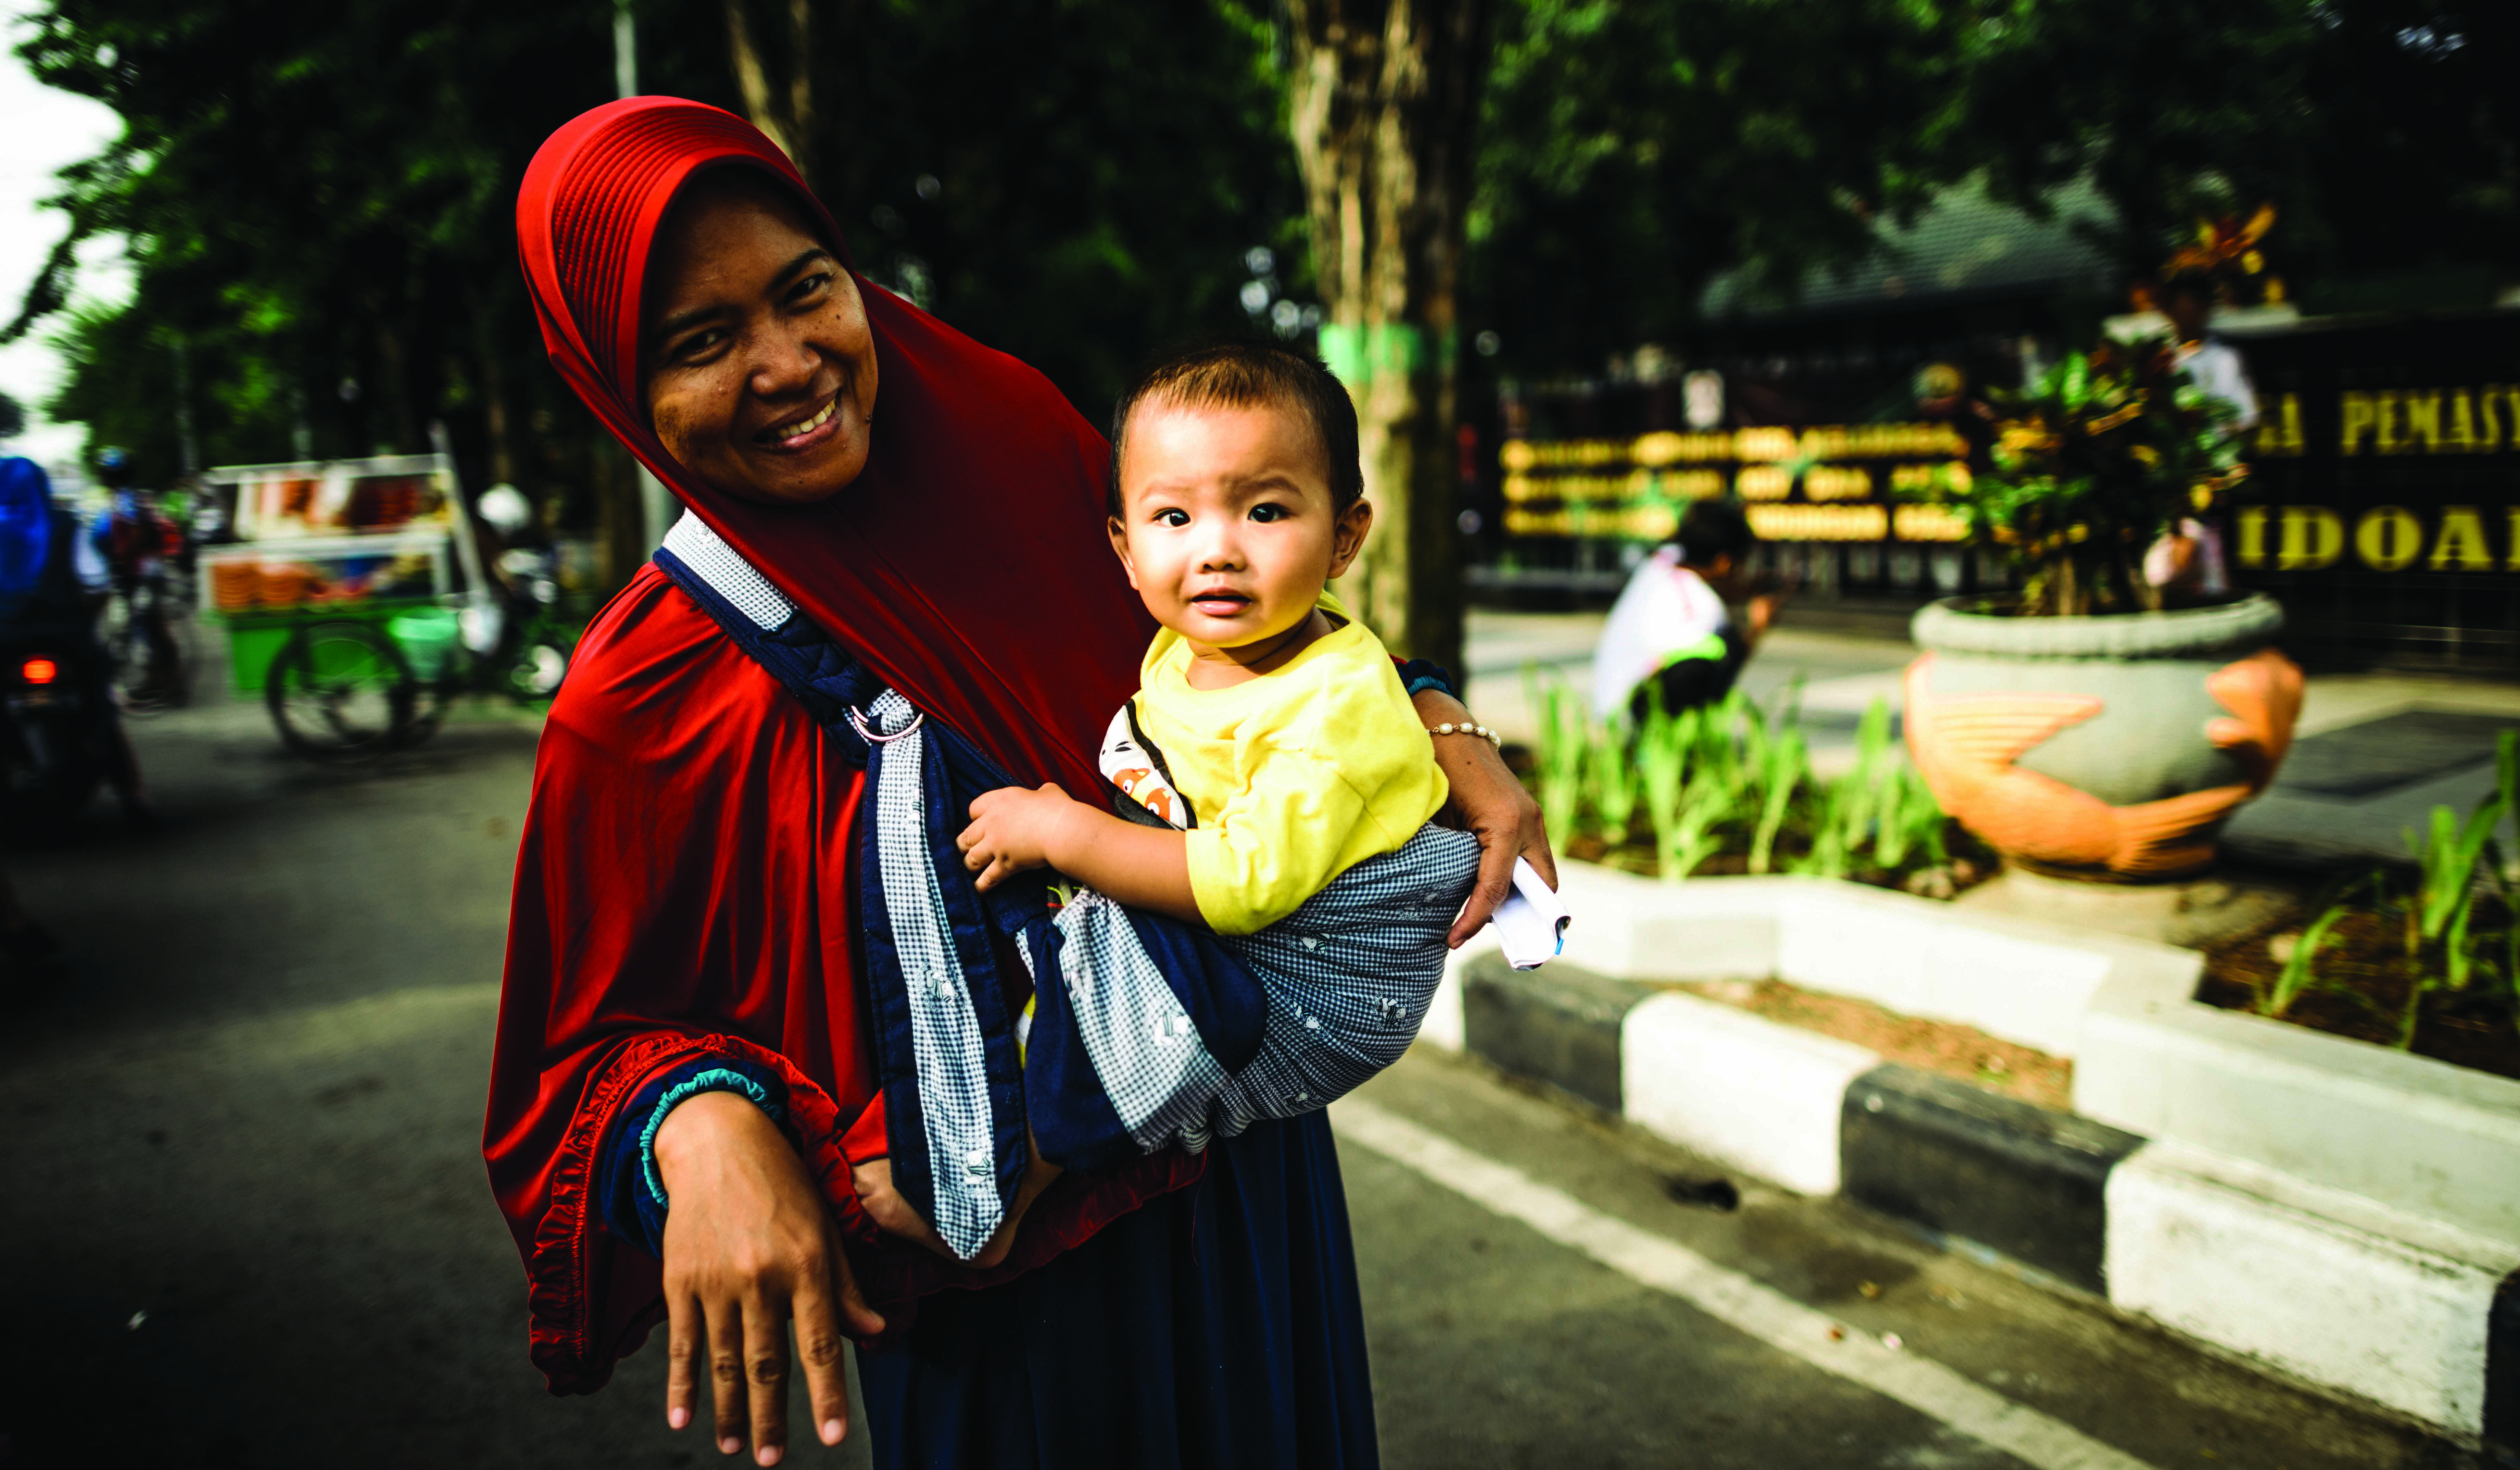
[1108,340,1364,520]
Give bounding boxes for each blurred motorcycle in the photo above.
[0,639,115,829]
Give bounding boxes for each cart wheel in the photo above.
[504,642,571,702]
[264,621,417,762]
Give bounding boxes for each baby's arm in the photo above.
[957,783,1204,926]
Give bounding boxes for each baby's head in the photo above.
[1106,341,1372,655]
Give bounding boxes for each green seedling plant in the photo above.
[1792,697,1899,880]
[1591,713,1643,846]
[1528,669,1592,845]
[1874,766,1949,871]
[2498,731,2520,1012]
[1840,698,1895,857]
[1636,699,1692,881]
[1749,724,1807,875]
[2257,883,2362,1020]
[2393,776,2511,1046]
[1517,671,1960,892]
[1666,717,1743,880]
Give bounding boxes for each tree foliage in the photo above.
[1464,0,2520,377]
[14,0,1295,574]
[1471,0,1980,372]
[16,0,2512,530]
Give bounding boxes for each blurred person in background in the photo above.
[94,447,191,704]
[2142,208,2274,602]
[0,456,150,824]
[1591,498,1782,724]
[488,99,1551,1470]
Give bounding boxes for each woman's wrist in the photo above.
[653,1088,776,1191]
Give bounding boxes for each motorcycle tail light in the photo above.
[21,657,57,685]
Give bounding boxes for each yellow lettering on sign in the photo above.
[1735,466,1792,501]
[1734,427,1797,462]
[2490,386,2520,453]
[2509,508,2520,571]
[1891,504,1969,542]
[2234,507,2270,568]
[2356,506,2424,570]
[2403,391,2443,453]
[2279,506,2343,570]
[2339,392,2374,454]
[2429,507,2495,571]
[1745,503,1889,541]
[2376,391,2403,454]
[1804,465,1874,501]
[2448,391,2479,453]
[2252,394,2305,457]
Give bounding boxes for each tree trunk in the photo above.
[723,0,815,184]
[593,436,649,595]
[465,282,519,490]
[1284,0,1489,675]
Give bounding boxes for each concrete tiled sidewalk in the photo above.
[1460,605,2520,871]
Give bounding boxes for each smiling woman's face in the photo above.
[641,170,879,506]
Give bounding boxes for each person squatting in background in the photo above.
[1590,498,1784,725]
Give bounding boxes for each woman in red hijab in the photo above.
[488,99,1552,1470]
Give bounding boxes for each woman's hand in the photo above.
[852,1129,1065,1270]
[1413,688,1559,947]
[656,1090,885,1465]
[959,783,1087,891]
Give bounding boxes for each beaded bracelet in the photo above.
[1428,720,1503,746]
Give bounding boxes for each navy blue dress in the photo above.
[856,1113,1379,1469]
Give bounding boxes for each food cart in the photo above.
[196,437,492,757]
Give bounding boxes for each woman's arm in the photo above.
[1412,687,1559,946]
[653,1092,883,1462]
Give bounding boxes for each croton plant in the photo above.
[1920,342,2249,617]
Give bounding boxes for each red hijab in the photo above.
[515,96,1152,796]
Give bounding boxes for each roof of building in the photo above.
[1699,175,2123,320]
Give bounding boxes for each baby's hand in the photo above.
[958,782,1084,891]
[853,1131,1064,1270]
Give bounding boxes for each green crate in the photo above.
[214,599,440,693]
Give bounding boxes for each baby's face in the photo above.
[1107,400,1371,654]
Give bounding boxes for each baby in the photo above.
[957,341,1478,1126]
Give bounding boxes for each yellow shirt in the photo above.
[1132,595,1448,936]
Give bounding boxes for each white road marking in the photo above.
[1334,1098,2158,1470]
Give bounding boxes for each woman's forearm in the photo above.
[1047,806,1204,925]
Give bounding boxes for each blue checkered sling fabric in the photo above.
[646,513,1474,1260]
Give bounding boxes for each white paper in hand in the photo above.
[1491,858,1569,969]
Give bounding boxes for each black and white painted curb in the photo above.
[1441,949,2520,1458]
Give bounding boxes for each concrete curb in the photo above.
[1435,946,2520,1453]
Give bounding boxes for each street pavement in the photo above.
[0,693,2485,1468]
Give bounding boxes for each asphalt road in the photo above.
[0,698,2478,1468]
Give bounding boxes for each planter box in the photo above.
[2076,945,2520,1248]
[1518,863,2177,1059]
[1428,860,2520,1443]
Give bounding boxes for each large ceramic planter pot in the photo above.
[1904,594,2303,882]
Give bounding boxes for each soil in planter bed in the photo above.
[1557,832,2002,899]
[1670,976,2072,1112]
[2198,906,2520,1082]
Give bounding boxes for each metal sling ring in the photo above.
[846,704,926,744]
